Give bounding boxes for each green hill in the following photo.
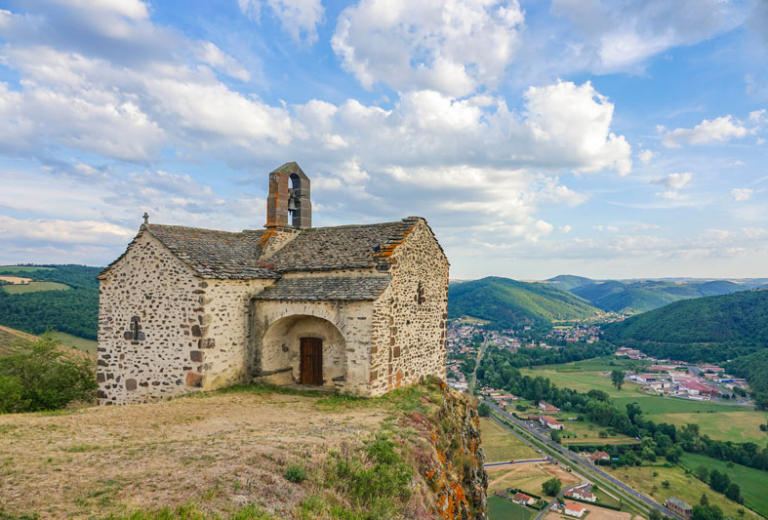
[558,277,752,313]
[604,289,768,363]
[0,265,100,340]
[448,276,600,328]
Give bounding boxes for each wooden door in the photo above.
[300,337,323,385]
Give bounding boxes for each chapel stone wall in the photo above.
[97,231,205,405]
[368,220,449,396]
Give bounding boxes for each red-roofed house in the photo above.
[538,402,560,414]
[589,451,610,463]
[539,416,564,430]
[512,492,535,506]
[566,486,597,503]
[564,502,588,518]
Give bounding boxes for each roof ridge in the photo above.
[146,223,251,236]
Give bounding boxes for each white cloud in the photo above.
[546,0,746,76]
[652,172,693,190]
[195,42,250,81]
[560,225,572,233]
[0,215,134,245]
[662,115,748,148]
[238,0,324,44]
[332,0,524,96]
[731,188,754,201]
[46,0,150,21]
[638,149,654,164]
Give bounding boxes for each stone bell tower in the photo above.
[265,161,311,229]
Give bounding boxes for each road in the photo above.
[488,401,682,520]
[484,458,548,467]
[468,336,489,392]
[536,483,582,520]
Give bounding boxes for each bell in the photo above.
[288,196,297,211]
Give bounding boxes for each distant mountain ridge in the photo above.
[448,276,600,328]
[545,274,767,314]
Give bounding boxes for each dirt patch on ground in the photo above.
[486,461,581,495]
[0,390,390,519]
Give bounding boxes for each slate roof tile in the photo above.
[253,276,391,301]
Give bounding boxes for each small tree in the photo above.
[477,402,491,417]
[542,477,562,497]
[662,480,671,489]
[551,430,562,444]
[725,483,743,504]
[611,369,625,390]
[696,466,710,482]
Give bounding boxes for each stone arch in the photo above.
[259,313,347,388]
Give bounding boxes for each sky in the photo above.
[0,0,767,280]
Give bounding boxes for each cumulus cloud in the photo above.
[662,115,749,148]
[332,0,524,96]
[731,188,754,201]
[239,0,324,44]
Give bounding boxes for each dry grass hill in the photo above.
[0,381,487,520]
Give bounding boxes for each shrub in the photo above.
[542,477,562,496]
[284,465,307,483]
[0,336,96,413]
[477,403,491,417]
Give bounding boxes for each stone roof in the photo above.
[268,219,419,272]
[100,217,429,281]
[145,225,277,279]
[253,276,391,301]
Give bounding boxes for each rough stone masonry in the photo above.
[97,161,449,404]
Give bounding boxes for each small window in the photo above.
[124,316,146,344]
[417,282,426,305]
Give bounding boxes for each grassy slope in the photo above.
[480,417,540,462]
[2,281,70,294]
[48,331,98,355]
[679,452,768,518]
[448,276,600,328]
[0,382,481,520]
[606,463,760,520]
[645,410,768,444]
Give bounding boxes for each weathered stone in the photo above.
[190,350,203,362]
[125,378,137,391]
[185,372,203,387]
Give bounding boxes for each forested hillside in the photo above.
[552,277,760,314]
[448,276,599,328]
[0,265,100,340]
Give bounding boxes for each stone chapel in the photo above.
[96,162,449,404]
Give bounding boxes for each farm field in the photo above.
[49,331,98,355]
[521,363,644,399]
[486,461,580,495]
[487,496,534,520]
[2,281,70,294]
[647,410,768,443]
[679,453,768,518]
[557,419,638,445]
[606,463,760,520]
[480,417,541,462]
[0,266,55,273]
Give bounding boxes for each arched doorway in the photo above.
[259,314,346,388]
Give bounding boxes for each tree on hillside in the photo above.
[0,335,96,413]
[611,369,625,390]
[725,483,743,504]
[692,504,724,520]
[477,402,490,417]
[542,477,562,496]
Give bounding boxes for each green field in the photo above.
[521,364,645,398]
[680,453,768,518]
[0,266,55,273]
[607,463,761,520]
[480,418,540,462]
[488,496,534,520]
[48,331,98,355]
[2,281,70,294]
[648,410,768,444]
